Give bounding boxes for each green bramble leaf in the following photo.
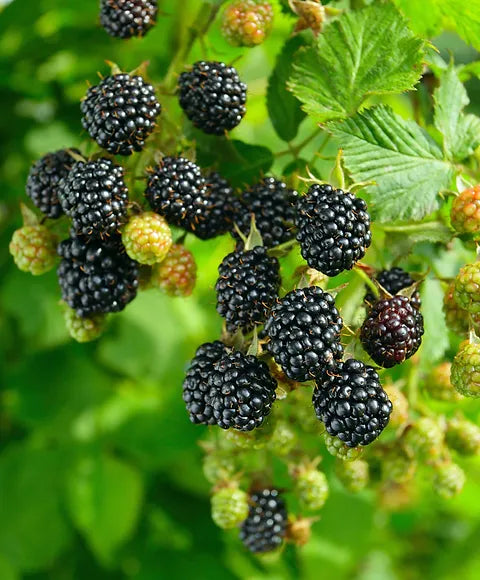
[267,35,307,142]
[434,63,480,161]
[288,2,424,122]
[329,106,456,222]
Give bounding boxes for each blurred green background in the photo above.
[2,1,480,578]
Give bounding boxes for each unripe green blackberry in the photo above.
[451,340,480,397]
[381,447,417,484]
[324,434,363,461]
[433,463,465,499]
[267,420,297,456]
[9,225,57,275]
[446,417,480,456]
[224,428,267,450]
[424,361,463,402]
[404,417,444,458]
[443,282,471,336]
[203,453,237,484]
[384,384,409,427]
[150,244,197,297]
[451,186,480,235]
[121,212,172,265]
[454,262,480,314]
[211,485,249,530]
[295,467,329,511]
[286,517,313,547]
[63,304,107,343]
[222,0,274,47]
[335,459,369,492]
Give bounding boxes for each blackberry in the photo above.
[215,246,280,332]
[57,233,138,317]
[360,295,424,368]
[151,243,197,297]
[365,267,421,309]
[26,149,79,219]
[100,0,158,38]
[454,262,480,314]
[211,485,249,530]
[404,417,444,458]
[9,225,58,276]
[178,61,247,135]
[62,304,106,343]
[195,172,236,239]
[222,0,274,47]
[433,463,465,499]
[335,459,369,492]
[182,341,228,425]
[451,340,480,397]
[424,361,462,402]
[81,73,161,156]
[265,286,344,382]
[451,186,480,235]
[296,184,371,277]
[208,351,277,431]
[232,177,298,248]
[59,159,128,237]
[295,468,329,511]
[121,212,172,264]
[313,359,392,447]
[446,417,480,456]
[239,489,287,553]
[384,384,409,427]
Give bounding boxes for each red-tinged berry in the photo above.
[62,304,106,343]
[121,212,172,265]
[433,463,465,499]
[239,489,287,553]
[211,485,249,530]
[446,417,480,456]
[9,225,58,275]
[454,262,480,314]
[451,340,480,397]
[335,458,369,492]
[151,244,197,297]
[365,267,421,309]
[360,295,424,368]
[451,186,480,235]
[222,0,274,47]
[100,0,158,39]
[424,361,463,402]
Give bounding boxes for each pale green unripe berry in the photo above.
[211,486,249,529]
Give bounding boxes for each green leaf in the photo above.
[267,35,307,142]
[434,63,480,161]
[378,220,454,244]
[288,2,424,122]
[66,453,144,564]
[419,278,449,370]
[329,106,455,222]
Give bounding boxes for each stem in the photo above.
[353,266,378,297]
[276,128,325,158]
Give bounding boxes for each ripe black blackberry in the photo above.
[57,233,138,318]
[182,341,228,425]
[58,159,128,237]
[239,489,287,553]
[178,61,247,135]
[215,246,280,332]
[365,267,421,309]
[360,295,424,368]
[265,286,344,382]
[26,149,79,219]
[313,359,393,447]
[232,177,298,248]
[81,73,161,156]
[296,184,371,277]
[209,351,277,431]
[100,0,158,38]
[195,172,236,239]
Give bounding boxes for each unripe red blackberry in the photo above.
[150,244,197,297]
[446,417,480,456]
[295,467,329,511]
[265,286,344,382]
[404,417,444,458]
[365,267,421,309]
[121,212,172,265]
[100,0,158,39]
[433,463,465,499]
[222,0,274,47]
[81,73,161,156]
[209,351,277,431]
[9,225,58,276]
[360,295,424,368]
[231,177,298,248]
[454,262,480,314]
[178,61,247,135]
[451,340,480,397]
[239,489,287,553]
[63,304,106,343]
[335,459,369,492]
[215,246,280,332]
[26,149,79,219]
[59,159,129,237]
[296,184,371,277]
[211,485,249,530]
[451,186,480,235]
[313,359,392,447]
[424,362,463,402]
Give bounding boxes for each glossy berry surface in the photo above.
[239,489,287,553]
[100,0,158,39]
[365,267,421,309]
[451,186,480,235]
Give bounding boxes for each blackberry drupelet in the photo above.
[81,73,161,156]
[215,246,280,332]
[57,233,138,318]
[178,61,247,135]
[100,0,158,39]
[313,359,393,447]
[296,183,371,277]
[26,149,79,219]
[232,177,298,247]
[265,286,344,382]
[239,489,287,553]
[59,159,128,237]
[365,267,421,309]
[360,295,424,368]
[208,351,277,431]
[182,341,228,425]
